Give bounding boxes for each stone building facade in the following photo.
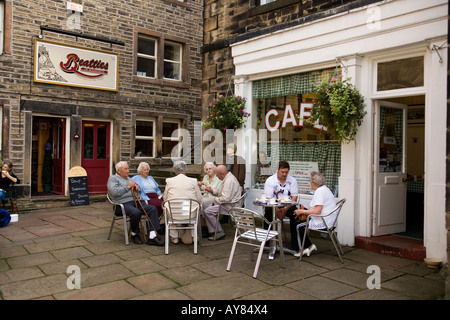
[202,0,448,297]
[0,0,203,197]
[202,0,359,107]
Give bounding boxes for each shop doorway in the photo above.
[81,121,110,193]
[31,116,66,195]
[373,96,425,239]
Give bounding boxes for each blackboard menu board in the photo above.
[69,176,90,206]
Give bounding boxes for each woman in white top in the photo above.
[293,171,336,257]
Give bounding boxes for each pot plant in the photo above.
[308,76,367,143]
[202,95,250,131]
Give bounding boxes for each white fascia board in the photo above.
[231,0,447,77]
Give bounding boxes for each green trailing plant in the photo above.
[308,76,367,143]
[202,95,250,131]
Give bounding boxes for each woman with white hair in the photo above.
[198,162,223,209]
[293,171,336,257]
[132,162,163,217]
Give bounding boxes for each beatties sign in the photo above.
[60,53,109,78]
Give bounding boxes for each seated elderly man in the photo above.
[163,160,202,244]
[107,161,163,246]
[203,164,242,241]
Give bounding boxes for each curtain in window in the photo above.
[252,68,337,99]
[264,142,341,194]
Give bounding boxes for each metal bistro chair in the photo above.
[226,207,285,279]
[163,198,201,255]
[213,187,249,241]
[299,198,346,263]
[106,193,147,245]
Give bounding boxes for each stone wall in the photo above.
[0,0,203,187]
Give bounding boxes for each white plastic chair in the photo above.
[226,207,285,279]
[299,198,346,263]
[213,188,249,241]
[163,198,201,254]
[106,193,147,245]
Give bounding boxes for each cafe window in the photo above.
[377,56,424,91]
[162,120,180,158]
[135,119,155,158]
[253,69,341,194]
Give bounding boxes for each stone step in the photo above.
[12,165,203,213]
[15,194,107,213]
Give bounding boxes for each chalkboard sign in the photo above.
[68,176,90,206]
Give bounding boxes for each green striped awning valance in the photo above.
[253,68,339,99]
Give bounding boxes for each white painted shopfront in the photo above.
[232,0,448,262]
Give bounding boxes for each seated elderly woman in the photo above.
[132,162,163,217]
[198,162,223,209]
[293,171,336,257]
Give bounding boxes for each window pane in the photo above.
[162,122,179,137]
[377,57,424,91]
[138,37,156,56]
[164,43,181,61]
[135,139,154,157]
[162,140,178,158]
[136,120,154,136]
[164,61,180,79]
[379,107,403,172]
[97,124,107,159]
[83,124,94,159]
[137,57,155,77]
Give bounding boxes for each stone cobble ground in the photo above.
[0,201,446,301]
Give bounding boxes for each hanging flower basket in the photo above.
[308,77,367,143]
[202,95,250,131]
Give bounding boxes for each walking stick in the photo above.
[131,187,159,237]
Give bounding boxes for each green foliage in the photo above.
[308,77,367,143]
[202,95,250,131]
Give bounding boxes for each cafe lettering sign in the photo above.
[265,103,327,132]
[34,40,119,91]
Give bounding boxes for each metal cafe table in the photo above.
[252,199,298,259]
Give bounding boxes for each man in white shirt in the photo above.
[263,161,300,252]
[203,165,242,240]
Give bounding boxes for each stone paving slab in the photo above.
[0,201,446,301]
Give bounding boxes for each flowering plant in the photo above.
[202,95,250,131]
[308,76,367,143]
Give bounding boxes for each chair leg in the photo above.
[277,230,285,268]
[123,217,129,246]
[165,224,170,255]
[299,226,308,262]
[226,235,238,272]
[194,225,198,254]
[213,214,219,241]
[107,216,115,240]
[330,232,344,263]
[253,241,266,278]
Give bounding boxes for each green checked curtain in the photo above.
[253,68,337,99]
[262,142,341,195]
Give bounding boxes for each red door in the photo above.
[52,118,66,194]
[81,121,110,193]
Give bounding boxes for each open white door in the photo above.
[373,101,407,236]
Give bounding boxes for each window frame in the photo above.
[371,50,426,99]
[135,118,156,158]
[161,119,181,158]
[133,27,189,88]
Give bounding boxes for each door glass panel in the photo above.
[379,107,403,172]
[83,124,94,159]
[97,124,107,159]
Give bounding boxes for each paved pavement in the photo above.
[0,201,446,301]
